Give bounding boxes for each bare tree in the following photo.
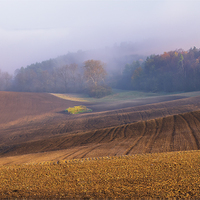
[57,64,78,92]
[0,70,12,91]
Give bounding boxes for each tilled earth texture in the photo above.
[0,91,200,164]
[0,151,199,199]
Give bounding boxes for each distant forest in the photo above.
[1,46,200,96]
[120,47,200,92]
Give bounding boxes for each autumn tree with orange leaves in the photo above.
[83,60,111,97]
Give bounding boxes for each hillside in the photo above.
[0,91,200,165]
[1,108,200,161]
[0,91,80,125]
[0,151,199,199]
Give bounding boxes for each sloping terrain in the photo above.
[1,92,200,147]
[0,91,81,125]
[1,109,200,161]
[0,151,200,199]
[1,91,200,165]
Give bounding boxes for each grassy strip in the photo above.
[50,93,89,102]
[50,90,164,103]
[0,150,200,199]
[51,90,200,104]
[66,105,92,114]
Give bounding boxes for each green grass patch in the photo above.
[65,105,92,114]
[51,89,200,104]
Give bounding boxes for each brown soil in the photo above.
[0,151,200,199]
[1,91,200,164]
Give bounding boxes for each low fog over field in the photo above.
[1,0,200,73]
[1,2,200,198]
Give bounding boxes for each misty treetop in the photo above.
[1,46,200,95]
[83,60,111,98]
[118,47,200,92]
[13,62,84,93]
[83,60,107,87]
[10,58,111,98]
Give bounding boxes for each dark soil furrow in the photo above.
[96,128,115,143]
[170,115,176,151]
[123,124,128,138]
[190,112,200,133]
[2,92,200,161]
[78,145,102,158]
[145,118,162,153]
[180,114,200,149]
[80,130,99,144]
[109,127,117,142]
[124,121,147,155]
[191,111,200,124]
[61,147,88,159]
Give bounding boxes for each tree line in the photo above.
[1,46,200,96]
[118,47,200,92]
[1,59,111,98]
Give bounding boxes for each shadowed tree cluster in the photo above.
[10,59,111,97]
[118,47,200,92]
[0,70,12,91]
[13,64,83,93]
[1,46,200,95]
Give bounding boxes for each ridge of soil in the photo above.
[1,91,200,164]
[0,150,200,199]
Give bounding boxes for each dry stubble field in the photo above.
[0,91,200,198]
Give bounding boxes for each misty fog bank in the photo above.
[1,46,200,98]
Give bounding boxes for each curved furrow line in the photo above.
[109,127,118,142]
[97,128,115,143]
[145,118,163,153]
[115,125,126,140]
[190,112,200,132]
[180,114,200,149]
[143,119,157,153]
[170,115,176,151]
[110,126,125,142]
[54,147,85,160]
[52,137,73,149]
[142,119,159,154]
[55,146,88,160]
[80,130,99,144]
[124,121,147,155]
[123,124,128,138]
[190,111,200,124]
[73,144,102,159]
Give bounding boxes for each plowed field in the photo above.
[0,151,200,199]
[0,91,200,165]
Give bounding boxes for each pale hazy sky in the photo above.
[0,0,200,73]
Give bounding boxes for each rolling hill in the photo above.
[0,91,200,164]
[0,91,200,198]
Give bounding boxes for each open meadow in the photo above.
[0,90,200,198]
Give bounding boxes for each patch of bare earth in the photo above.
[0,151,199,199]
[0,91,200,165]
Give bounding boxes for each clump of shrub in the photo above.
[88,85,112,98]
[66,105,92,114]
